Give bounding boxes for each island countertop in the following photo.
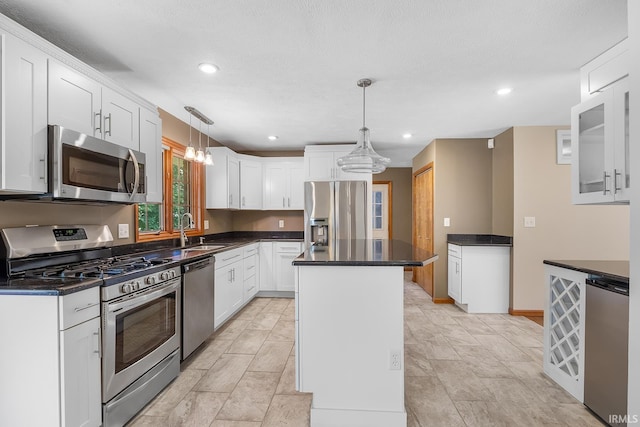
[543,259,629,282]
[293,239,438,267]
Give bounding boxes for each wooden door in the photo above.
[413,164,434,295]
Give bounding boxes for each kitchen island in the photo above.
[293,239,437,427]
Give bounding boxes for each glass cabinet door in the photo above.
[571,90,614,204]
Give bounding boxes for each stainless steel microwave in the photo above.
[48,125,146,203]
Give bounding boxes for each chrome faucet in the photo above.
[180,212,194,247]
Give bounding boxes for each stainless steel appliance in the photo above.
[0,225,181,427]
[181,255,215,360]
[584,276,629,426]
[304,181,369,247]
[48,125,146,203]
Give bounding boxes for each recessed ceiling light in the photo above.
[198,63,219,74]
[268,135,278,141]
[402,133,413,139]
[496,87,512,96]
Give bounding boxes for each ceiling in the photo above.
[0,0,628,166]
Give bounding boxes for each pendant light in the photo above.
[184,106,215,165]
[195,119,205,163]
[336,78,390,174]
[184,112,196,160]
[204,123,214,165]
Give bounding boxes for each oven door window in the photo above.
[115,290,176,374]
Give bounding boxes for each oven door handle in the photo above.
[127,149,141,202]
[108,281,179,313]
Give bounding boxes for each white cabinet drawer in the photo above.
[243,274,257,301]
[274,241,303,253]
[244,254,257,278]
[58,287,100,330]
[447,244,461,257]
[243,243,259,257]
[215,248,244,269]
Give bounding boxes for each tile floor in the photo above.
[129,273,603,427]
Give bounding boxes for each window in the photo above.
[135,137,204,242]
[373,190,383,230]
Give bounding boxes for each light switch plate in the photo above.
[444,217,451,227]
[118,223,130,239]
[204,220,210,230]
[524,216,536,228]
[278,220,285,228]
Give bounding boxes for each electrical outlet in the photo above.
[204,220,210,230]
[444,217,451,227]
[118,223,129,239]
[524,216,536,228]
[390,350,401,370]
[278,220,285,228]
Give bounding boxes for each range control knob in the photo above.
[146,276,156,285]
[121,283,132,293]
[134,281,141,290]
[169,270,176,279]
[160,271,169,281]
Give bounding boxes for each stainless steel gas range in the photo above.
[0,225,181,427]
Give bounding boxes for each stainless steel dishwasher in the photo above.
[584,276,629,426]
[181,255,215,360]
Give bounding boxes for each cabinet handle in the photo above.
[229,194,233,205]
[104,113,112,137]
[222,253,241,262]
[229,269,233,282]
[288,197,291,208]
[603,171,610,195]
[283,197,285,208]
[614,169,621,193]
[242,196,246,207]
[95,110,102,134]
[39,157,46,182]
[74,302,97,312]
[232,268,236,282]
[455,262,459,274]
[94,328,102,358]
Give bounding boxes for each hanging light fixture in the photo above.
[204,123,214,165]
[336,78,390,174]
[195,119,205,163]
[184,112,196,160]
[184,106,215,165]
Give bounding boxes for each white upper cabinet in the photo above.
[239,156,263,209]
[49,61,140,151]
[48,60,101,138]
[139,108,163,204]
[304,145,369,181]
[263,158,304,210]
[206,146,240,209]
[101,87,140,150]
[571,78,629,204]
[0,33,48,194]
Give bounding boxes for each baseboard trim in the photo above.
[433,297,455,304]
[509,309,544,317]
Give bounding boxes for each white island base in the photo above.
[295,265,406,427]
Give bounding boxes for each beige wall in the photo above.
[375,168,412,243]
[491,129,514,235]
[159,108,223,148]
[511,126,629,310]
[229,210,303,231]
[0,201,136,244]
[413,138,493,299]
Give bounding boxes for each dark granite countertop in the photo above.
[0,231,303,296]
[447,234,513,246]
[543,260,629,282]
[293,239,438,267]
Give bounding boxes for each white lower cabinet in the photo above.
[0,287,101,427]
[214,244,262,329]
[243,244,259,301]
[274,242,303,292]
[446,243,510,313]
[259,241,275,291]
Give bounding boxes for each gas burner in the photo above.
[21,255,165,280]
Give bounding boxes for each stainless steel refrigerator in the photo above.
[304,181,368,247]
